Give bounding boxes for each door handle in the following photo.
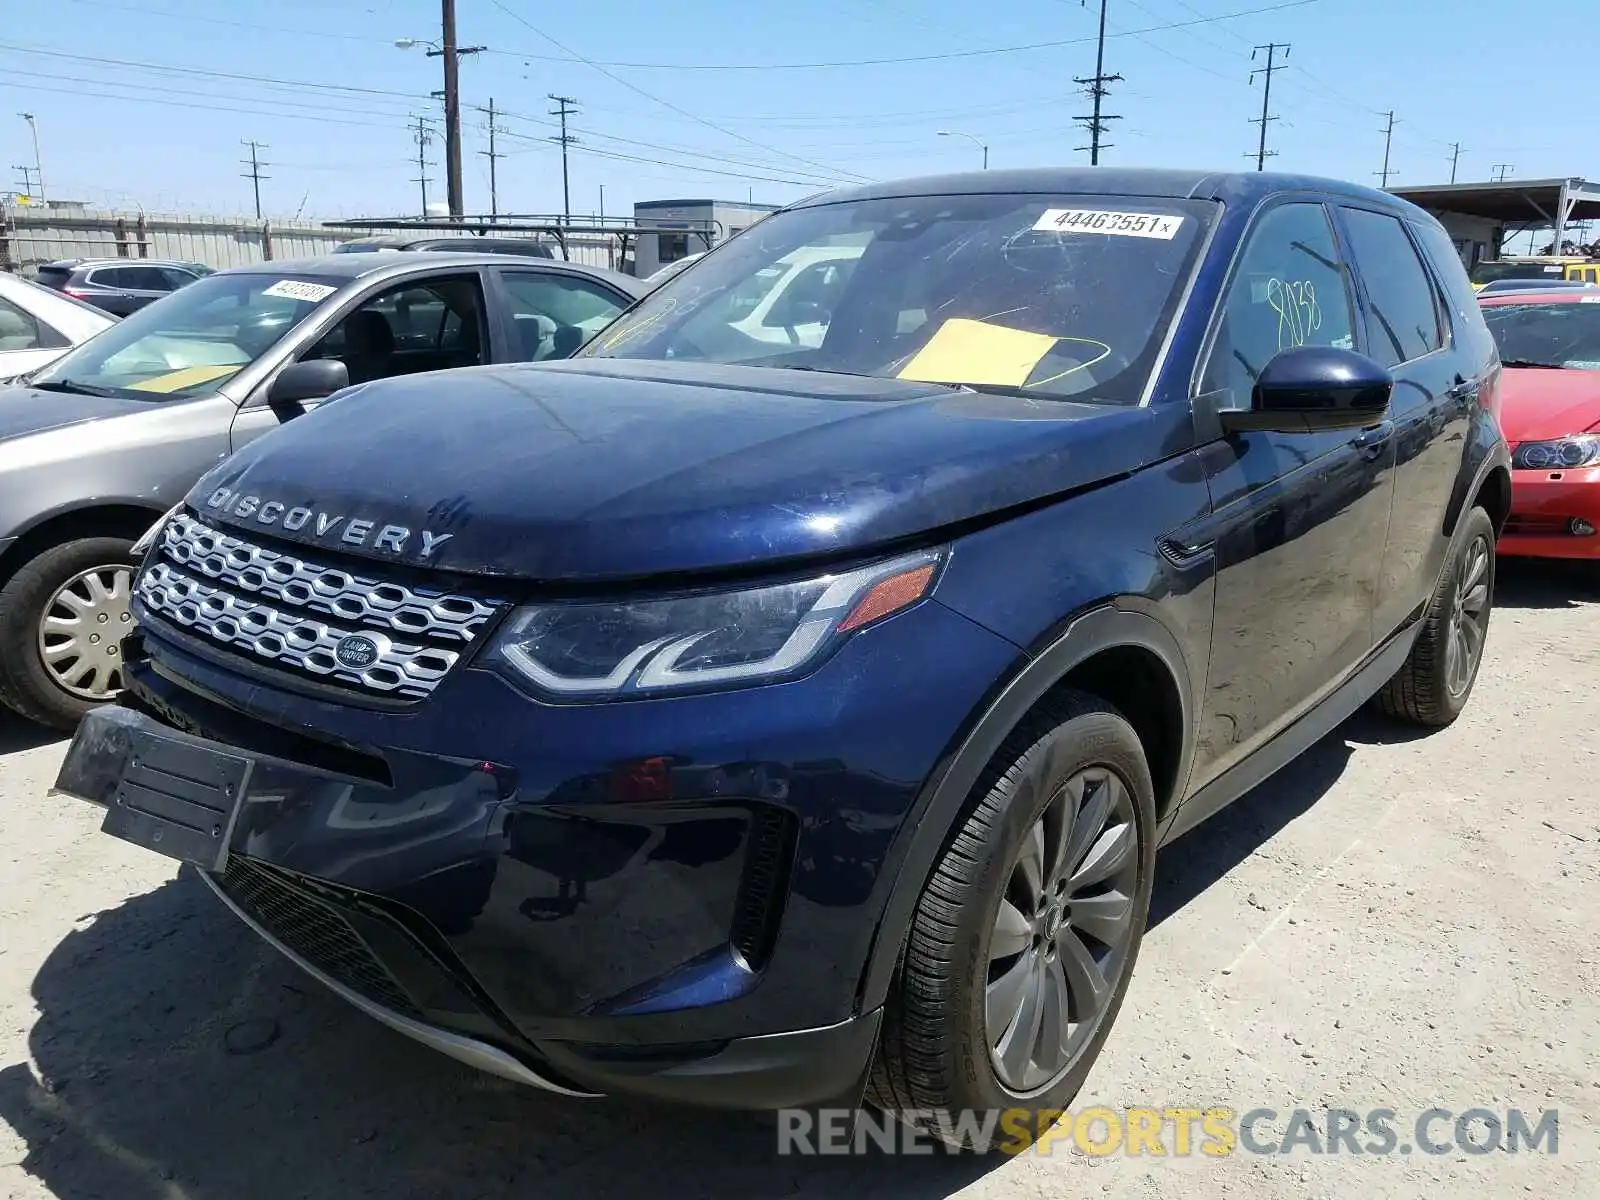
[1350,421,1394,459]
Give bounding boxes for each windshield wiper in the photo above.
[29,378,126,397]
[1500,358,1567,370]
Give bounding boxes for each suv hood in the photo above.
[192,360,1176,582]
[0,384,156,444]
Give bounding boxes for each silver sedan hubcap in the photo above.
[1445,534,1490,697]
[986,767,1140,1094]
[38,565,135,700]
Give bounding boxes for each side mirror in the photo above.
[268,359,349,411]
[1220,345,1393,434]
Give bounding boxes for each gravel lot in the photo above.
[1,560,1596,1200]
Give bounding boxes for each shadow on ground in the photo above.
[1494,557,1599,610]
[0,711,63,756]
[0,705,1391,1200]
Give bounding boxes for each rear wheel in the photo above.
[866,691,1156,1151]
[0,537,137,730]
[1375,505,1495,727]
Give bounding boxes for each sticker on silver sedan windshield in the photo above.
[261,279,338,303]
[1032,209,1184,239]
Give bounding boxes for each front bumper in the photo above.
[52,595,1018,1107]
[1499,467,1600,559]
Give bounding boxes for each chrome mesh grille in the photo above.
[135,513,505,700]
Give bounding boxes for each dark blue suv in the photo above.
[54,169,1509,1147]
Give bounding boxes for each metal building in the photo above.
[632,199,779,278]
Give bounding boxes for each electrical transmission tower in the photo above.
[412,116,436,216]
[1248,43,1289,171]
[1074,0,1122,165]
[1375,111,1398,189]
[548,94,579,222]
[240,140,270,219]
[478,98,506,220]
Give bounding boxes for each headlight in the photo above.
[1513,434,1600,470]
[131,502,183,558]
[486,547,944,701]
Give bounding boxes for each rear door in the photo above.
[491,268,633,361]
[1333,205,1469,639]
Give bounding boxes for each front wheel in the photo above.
[866,691,1156,1151]
[0,537,138,730]
[1375,505,1496,727]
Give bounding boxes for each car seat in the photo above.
[340,310,395,384]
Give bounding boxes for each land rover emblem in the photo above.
[334,634,380,671]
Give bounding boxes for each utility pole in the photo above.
[1449,142,1464,184]
[549,94,580,222]
[412,115,435,216]
[1074,0,1123,165]
[12,165,38,199]
[17,112,44,203]
[477,99,504,221]
[428,0,485,219]
[240,140,270,219]
[1375,111,1398,189]
[1248,43,1289,172]
[1491,162,1513,183]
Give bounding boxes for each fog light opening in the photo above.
[1570,518,1597,537]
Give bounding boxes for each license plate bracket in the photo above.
[99,726,253,870]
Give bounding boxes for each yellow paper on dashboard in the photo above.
[897,318,1059,388]
[127,364,240,394]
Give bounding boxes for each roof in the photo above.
[1479,288,1600,305]
[635,198,781,211]
[214,251,634,287]
[791,168,1424,214]
[41,256,205,268]
[1387,178,1600,224]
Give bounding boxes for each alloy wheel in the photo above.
[1445,533,1491,697]
[985,767,1140,1093]
[37,565,135,700]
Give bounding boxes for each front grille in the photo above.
[221,856,423,1019]
[135,513,506,701]
[1503,514,1578,537]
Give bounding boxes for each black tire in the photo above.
[866,690,1156,1152]
[0,536,138,731]
[1374,505,1495,728]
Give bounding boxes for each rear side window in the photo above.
[1340,208,1444,366]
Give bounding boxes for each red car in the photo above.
[1479,288,1600,558]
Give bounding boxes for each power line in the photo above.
[1074,0,1123,166]
[496,129,840,188]
[548,94,579,223]
[240,139,269,219]
[1248,42,1289,171]
[1376,110,1398,189]
[484,2,872,184]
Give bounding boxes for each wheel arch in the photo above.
[0,501,163,590]
[856,603,1195,1013]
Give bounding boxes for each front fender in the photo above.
[855,602,1194,1013]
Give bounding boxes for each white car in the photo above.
[726,245,863,349]
[0,272,116,381]
[645,252,706,286]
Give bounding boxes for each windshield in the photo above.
[1471,261,1571,285]
[583,193,1217,403]
[1482,300,1600,369]
[29,271,342,397]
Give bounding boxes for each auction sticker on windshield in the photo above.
[261,280,338,303]
[1033,209,1184,239]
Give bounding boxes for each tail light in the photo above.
[62,287,91,299]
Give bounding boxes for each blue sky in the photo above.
[0,0,1579,222]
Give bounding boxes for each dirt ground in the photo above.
[1,560,1596,1200]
